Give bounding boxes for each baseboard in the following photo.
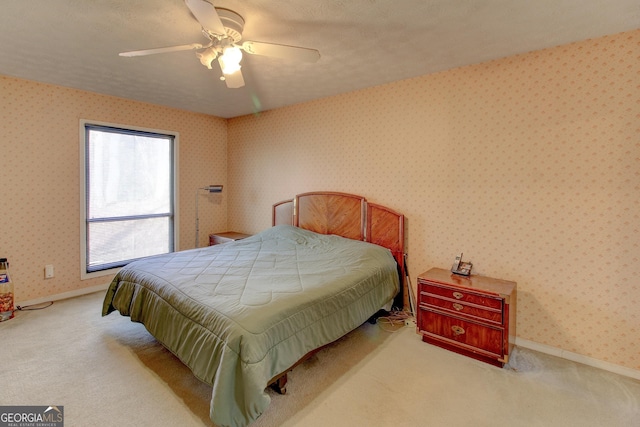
[16,283,110,308]
[516,337,640,381]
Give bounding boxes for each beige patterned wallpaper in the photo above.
[0,77,227,301]
[228,30,640,370]
[1,30,637,372]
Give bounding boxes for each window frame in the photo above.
[79,119,180,280]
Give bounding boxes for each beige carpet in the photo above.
[1,291,639,427]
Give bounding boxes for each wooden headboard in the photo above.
[273,191,407,309]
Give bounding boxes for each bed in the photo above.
[102,191,405,427]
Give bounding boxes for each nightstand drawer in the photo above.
[419,282,503,310]
[419,308,503,357]
[420,293,502,324]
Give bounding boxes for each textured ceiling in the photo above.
[1,0,638,118]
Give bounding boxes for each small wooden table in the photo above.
[208,232,251,246]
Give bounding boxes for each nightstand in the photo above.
[208,232,251,246]
[417,268,517,367]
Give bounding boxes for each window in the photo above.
[80,121,178,278]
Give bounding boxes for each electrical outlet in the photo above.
[404,317,416,327]
[45,264,54,279]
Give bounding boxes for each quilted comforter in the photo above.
[102,225,399,427]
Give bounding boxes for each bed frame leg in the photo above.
[270,374,288,395]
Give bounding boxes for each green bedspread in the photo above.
[102,225,399,427]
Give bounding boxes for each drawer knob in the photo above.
[452,291,464,300]
[451,325,465,336]
[452,302,464,311]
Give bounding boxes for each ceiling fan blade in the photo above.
[119,43,203,57]
[241,41,320,63]
[222,70,245,89]
[218,57,245,88]
[184,0,226,35]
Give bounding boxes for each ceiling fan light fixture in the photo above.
[220,58,241,74]
[196,47,218,69]
[222,46,242,63]
[220,46,242,74]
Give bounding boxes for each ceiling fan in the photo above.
[119,0,321,89]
